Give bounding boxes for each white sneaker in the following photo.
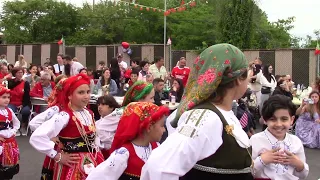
[16,130,21,137]
[21,128,27,136]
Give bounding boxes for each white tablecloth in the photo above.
[161,100,179,110]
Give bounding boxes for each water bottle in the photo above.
[124,83,129,92]
[2,80,8,88]
[171,95,176,105]
[97,89,102,97]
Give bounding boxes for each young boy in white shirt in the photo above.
[251,95,309,180]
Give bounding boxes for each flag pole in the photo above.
[163,0,167,65]
[62,36,65,55]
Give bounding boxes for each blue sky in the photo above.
[1,0,320,39]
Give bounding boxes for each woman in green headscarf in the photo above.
[141,44,254,180]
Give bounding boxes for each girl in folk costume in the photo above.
[87,102,169,180]
[30,74,104,180]
[141,44,253,179]
[29,77,67,180]
[0,86,20,180]
[95,81,155,159]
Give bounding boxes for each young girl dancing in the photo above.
[87,102,169,180]
[0,86,20,180]
[30,74,104,180]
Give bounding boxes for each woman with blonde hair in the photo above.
[14,55,28,68]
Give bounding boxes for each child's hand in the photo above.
[260,148,284,164]
[51,137,60,145]
[0,137,5,142]
[282,150,304,172]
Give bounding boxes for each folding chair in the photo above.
[27,97,48,134]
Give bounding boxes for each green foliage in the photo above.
[0,0,299,50]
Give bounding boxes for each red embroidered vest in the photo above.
[58,108,96,153]
[59,108,95,138]
[122,142,158,177]
[0,108,13,130]
[10,81,25,106]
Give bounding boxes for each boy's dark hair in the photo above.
[131,57,140,65]
[99,61,105,66]
[153,78,164,85]
[262,95,295,121]
[139,60,149,68]
[131,69,139,76]
[63,55,72,61]
[97,95,121,109]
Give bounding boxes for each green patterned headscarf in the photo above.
[171,43,248,127]
[122,81,154,107]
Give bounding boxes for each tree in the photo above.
[0,0,79,44]
[0,0,300,50]
[218,0,255,49]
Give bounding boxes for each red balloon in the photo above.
[121,42,130,49]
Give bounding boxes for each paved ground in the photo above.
[12,136,320,180]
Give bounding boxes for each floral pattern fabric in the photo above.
[172,43,248,127]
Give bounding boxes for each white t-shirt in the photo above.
[53,64,65,75]
[70,61,84,76]
[119,61,128,70]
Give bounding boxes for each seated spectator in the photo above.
[30,72,55,100]
[128,70,138,88]
[295,91,320,148]
[8,67,31,136]
[146,74,154,84]
[138,60,151,82]
[153,78,165,106]
[94,68,118,96]
[94,61,106,79]
[124,58,141,82]
[79,68,95,93]
[272,79,293,99]
[169,79,184,103]
[0,65,11,82]
[24,64,40,89]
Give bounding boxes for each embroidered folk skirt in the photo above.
[0,136,20,179]
[41,145,59,180]
[53,151,104,180]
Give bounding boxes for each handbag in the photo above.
[261,86,271,94]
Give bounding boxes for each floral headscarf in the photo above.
[171,43,248,127]
[109,102,169,153]
[55,74,90,110]
[122,81,154,107]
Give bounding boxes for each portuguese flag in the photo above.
[315,41,320,55]
[57,36,64,45]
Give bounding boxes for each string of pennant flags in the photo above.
[116,0,197,16]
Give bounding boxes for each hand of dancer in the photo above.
[260,148,284,164]
[51,137,60,145]
[54,152,80,167]
[282,150,304,172]
[0,137,5,142]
